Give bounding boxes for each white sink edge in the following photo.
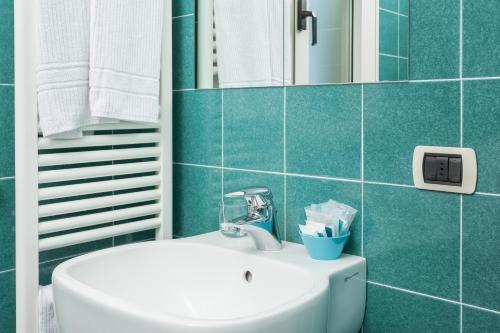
[52,235,332,326]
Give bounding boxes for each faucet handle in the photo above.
[225,187,273,210]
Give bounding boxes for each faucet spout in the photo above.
[238,224,282,251]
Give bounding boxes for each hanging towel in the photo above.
[89,0,164,123]
[39,285,59,333]
[214,0,292,88]
[37,0,96,138]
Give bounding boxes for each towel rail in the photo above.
[38,147,161,166]
[38,175,161,200]
[38,218,162,252]
[38,133,161,149]
[38,161,161,183]
[38,189,161,218]
[38,204,162,235]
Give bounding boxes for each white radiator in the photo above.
[37,123,164,252]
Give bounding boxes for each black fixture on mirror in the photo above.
[297,0,317,46]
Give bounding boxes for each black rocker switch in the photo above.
[424,156,438,181]
[449,157,462,183]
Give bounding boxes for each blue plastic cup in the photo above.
[300,231,351,260]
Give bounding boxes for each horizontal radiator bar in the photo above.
[38,204,162,235]
[39,189,161,218]
[38,147,161,167]
[38,133,161,149]
[39,218,161,252]
[38,161,161,184]
[39,175,161,200]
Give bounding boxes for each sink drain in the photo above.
[243,270,253,283]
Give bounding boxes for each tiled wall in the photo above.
[379,0,409,81]
[172,0,500,332]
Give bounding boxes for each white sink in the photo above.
[53,232,366,333]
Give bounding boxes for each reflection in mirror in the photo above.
[197,0,409,89]
[197,0,287,89]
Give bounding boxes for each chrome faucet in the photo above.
[220,187,282,251]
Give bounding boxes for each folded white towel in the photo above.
[37,0,97,138]
[89,0,164,123]
[38,285,59,333]
[214,0,292,88]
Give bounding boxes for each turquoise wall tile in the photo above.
[364,184,460,299]
[0,0,14,83]
[463,0,500,77]
[285,176,362,256]
[364,82,460,185]
[0,270,15,333]
[364,283,460,333]
[379,56,399,81]
[410,0,460,79]
[380,0,398,12]
[223,170,285,240]
[398,59,408,80]
[224,88,283,172]
[0,86,14,178]
[286,85,361,179]
[173,164,222,237]
[172,0,194,17]
[173,90,222,165]
[0,179,14,272]
[463,80,500,194]
[399,0,409,16]
[379,11,399,56]
[462,194,500,311]
[114,231,155,246]
[463,307,500,333]
[399,16,409,58]
[173,16,195,90]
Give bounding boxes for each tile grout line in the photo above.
[367,280,500,316]
[459,0,464,331]
[0,83,15,86]
[0,268,15,275]
[173,163,500,198]
[172,13,194,20]
[397,0,400,80]
[475,192,500,198]
[379,7,408,18]
[379,53,408,60]
[283,86,287,242]
[0,176,15,181]
[361,84,364,257]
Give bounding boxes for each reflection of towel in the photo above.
[39,285,59,333]
[37,0,95,138]
[214,0,292,88]
[89,0,164,123]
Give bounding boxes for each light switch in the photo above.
[413,146,477,194]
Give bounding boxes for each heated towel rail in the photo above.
[14,1,173,332]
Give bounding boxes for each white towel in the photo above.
[38,285,59,333]
[37,0,96,138]
[89,0,164,123]
[214,0,292,88]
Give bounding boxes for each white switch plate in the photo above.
[413,146,477,194]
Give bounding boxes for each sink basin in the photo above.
[53,232,366,333]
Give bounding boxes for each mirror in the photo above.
[196,0,409,89]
